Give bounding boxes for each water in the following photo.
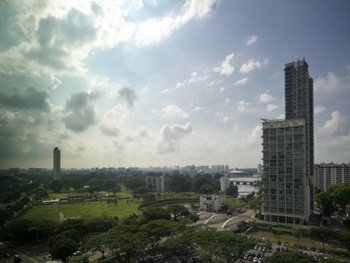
[229,177,260,197]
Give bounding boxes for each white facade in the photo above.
[314,163,350,191]
[146,174,169,192]
[199,194,226,212]
[220,175,230,192]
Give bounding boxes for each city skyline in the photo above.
[1,1,350,169]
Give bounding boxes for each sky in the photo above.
[0,0,350,169]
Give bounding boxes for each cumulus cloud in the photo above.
[157,122,192,153]
[134,0,218,45]
[246,35,258,46]
[215,112,229,123]
[237,100,252,112]
[314,106,326,115]
[314,71,349,93]
[126,126,150,141]
[118,87,138,108]
[175,72,209,89]
[241,124,262,149]
[235,77,248,85]
[0,0,218,77]
[214,53,235,76]
[266,104,278,112]
[0,87,50,112]
[258,92,276,104]
[321,111,349,136]
[99,124,120,137]
[63,91,98,132]
[239,58,269,74]
[162,104,189,118]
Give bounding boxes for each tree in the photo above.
[192,176,212,193]
[50,231,79,262]
[143,207,171,221]
[169,175,191,192]
[226,184,238,197]
[166,204,190,221]
[292,226,303,246]
[124,177,145,191]
[140,220,175,249]
[328,183,350,211]
[164,233,196,263]
[248,195,262,214]
[310,227,338,250]
[198,183,214,194]
[189,213,199,224]
[85,233,108,260]
[343,218,350,231]
[50,180,63,193]
[193,230,253,262]
[315,191,335,216]
[339,231,350,250]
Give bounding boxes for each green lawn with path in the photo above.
[23,199,142,222]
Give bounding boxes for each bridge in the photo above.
[230,179,260,185]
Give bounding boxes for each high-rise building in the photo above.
[262,59,314,224]
[53,147,61,180]
[314,163,350,191]
[262,118,310,224]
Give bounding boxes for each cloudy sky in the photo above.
[1,0,350,169]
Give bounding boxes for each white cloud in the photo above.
[314,106,326,115]
[321,111,349,136]
[235,77,248,85]
[215,112,230,123]
[219,87,226,92]
[0,0,218,77]
[157,122,192,153]
[314,71,349,93]
[266,104,278,112]
[224,98,231,106]
[175,71,209,89]
[214,53,235,76]
[237,100,252,112]
[99,124,120,137]
[258,92,276,104]
[162,104,189,118]
[246,35,258,46]
[241,124,262,149]
[126,126,150,141]
[134,0,218,45]
[239,58,269,74]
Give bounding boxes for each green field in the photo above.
[23,199,142,221]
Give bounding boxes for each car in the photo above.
[253,257,258,262]
[258,246,262,251]
[244,254,248,260]
[248,256,253,261]
[258,259,263,263]
[254,245,258,250]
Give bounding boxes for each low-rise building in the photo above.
[199,194,226,212]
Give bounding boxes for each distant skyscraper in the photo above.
[53,147,61,180]
[262,59,314,224]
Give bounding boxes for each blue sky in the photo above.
[0,0,350,169]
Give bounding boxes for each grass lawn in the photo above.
[23,199,142,222]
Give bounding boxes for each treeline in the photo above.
[3,205,254,262]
